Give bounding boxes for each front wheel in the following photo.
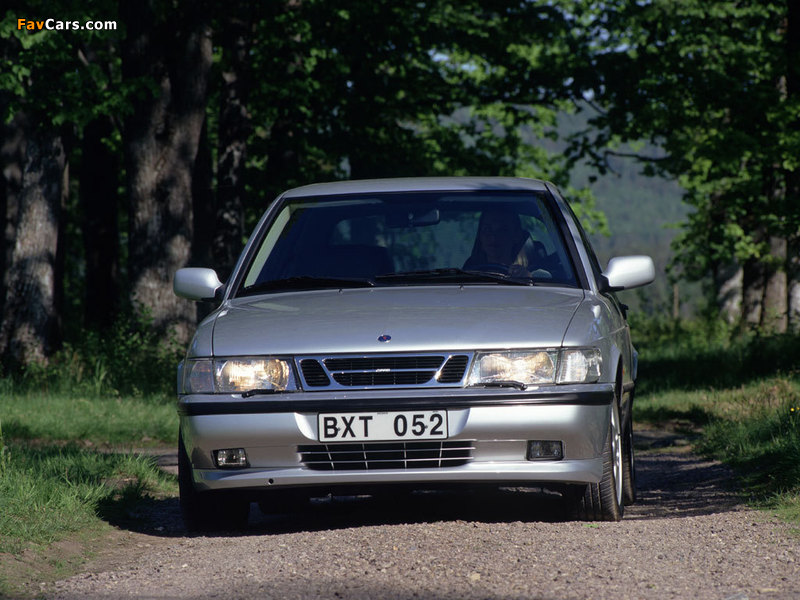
[572,399,624,522]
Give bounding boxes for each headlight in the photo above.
[468,350,558,386]
[467,348,602,387]
[557,348,602,384]
[182,358,298,393]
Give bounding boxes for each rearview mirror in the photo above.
[174,268,224,301]
[602,256,655,291]
[387,207,441,228]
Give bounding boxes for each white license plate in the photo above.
[317,410,448,442]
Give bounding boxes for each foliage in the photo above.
[241,0,604,226]
[9,310,183,398]
[2,0,615,370]
[633,318,800,521]
[0,0,124,126]
[632,315,800,395]
[575,0,800,329]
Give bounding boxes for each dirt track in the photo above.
[44,430,800,599]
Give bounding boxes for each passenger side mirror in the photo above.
[601,256,655,292]
[174,268,224,302]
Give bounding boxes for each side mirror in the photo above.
[602,256,655,291]
[174,268,224,301]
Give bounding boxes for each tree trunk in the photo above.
[214,14,252,281]
[786,2,800,330]
[121,0,212,343]
[192,120,214,270]
[80,116,120,330]
[761,236,788,333]
[0,112,27,320]
[713,262,742,325]
[789,250,800,329]
[742,255,765,330]
[0,130,65,367]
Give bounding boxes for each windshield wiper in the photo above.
[469,380,528,391]
[375,268,533,286]
[240,276,375,296]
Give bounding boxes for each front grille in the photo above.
[332,371,434,386]
[437,355,469,383]
[300,359,330,386]
[296,352,473,389]
[298,440,475,471]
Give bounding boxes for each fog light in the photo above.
[526,441,563,461]
[213,448,248,468]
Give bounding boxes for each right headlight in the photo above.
[181,357,298,394]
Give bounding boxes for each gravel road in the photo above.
[47,430,800,600]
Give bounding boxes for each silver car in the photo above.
[174,177,654,530]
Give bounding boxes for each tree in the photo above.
[120,0,213,343]
[0,127,66,367]
[1,0,610,370]
[579,0,800,331]
[0,1,120,364]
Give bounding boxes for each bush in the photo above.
[8,311,183,398]
[630,315,800,394]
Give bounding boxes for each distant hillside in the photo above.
[537,109,699,317]
[576,157,697,318]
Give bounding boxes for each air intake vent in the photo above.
[332,371,433,386]
[300,359,330,386]
[298,440,474,471]
[437,355,469,383]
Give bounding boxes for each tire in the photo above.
[572,398,624,522]
[178,432,250,532]
[622,417,637,505]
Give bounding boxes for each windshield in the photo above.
[236,191,578,296]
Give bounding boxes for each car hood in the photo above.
[201,286,584,357]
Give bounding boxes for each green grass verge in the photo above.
[635,372,800,522]
[0,389,179,597]
[0,442,176,554]
[0,387,178,446]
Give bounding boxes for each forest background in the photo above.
[1,0,799,386]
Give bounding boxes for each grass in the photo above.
[0,387,178,598]
[633,322,800,522]
[0,442,175,554]
[0,386,178,447]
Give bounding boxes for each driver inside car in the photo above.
[464,208,544,277]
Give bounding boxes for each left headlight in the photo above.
[467,348,602,387]
[182,358,298,394]
[468,350,558,386]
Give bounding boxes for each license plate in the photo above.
[317,410,448,442]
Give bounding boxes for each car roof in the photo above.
[280,176,552,198]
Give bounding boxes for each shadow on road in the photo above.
[115,433,744,538]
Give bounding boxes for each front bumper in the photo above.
[178,385,613,493]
